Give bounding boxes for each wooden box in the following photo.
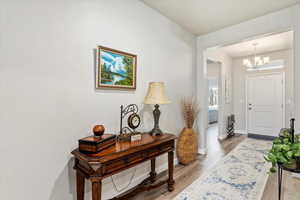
[79,134,116,153]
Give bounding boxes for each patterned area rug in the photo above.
[174,138,272,200]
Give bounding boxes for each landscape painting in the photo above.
[97,46,137,89]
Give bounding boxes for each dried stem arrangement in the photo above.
[181,97,200,128]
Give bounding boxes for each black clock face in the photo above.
[128,113,141,129]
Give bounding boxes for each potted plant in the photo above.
[265,130,300,173]
[176,97,200,165]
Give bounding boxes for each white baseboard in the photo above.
[235,129,247,134]
[198,148,207,155]
[218,134,227,140]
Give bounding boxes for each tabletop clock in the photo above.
[119,104,142,142]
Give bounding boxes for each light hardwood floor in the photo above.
[133,125,300,200]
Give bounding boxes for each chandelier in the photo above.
[243,43,270,69]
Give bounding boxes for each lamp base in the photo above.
[149,104,164,136]
[150,127,163,136]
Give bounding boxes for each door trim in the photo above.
[245,71,285,135]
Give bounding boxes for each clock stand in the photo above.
[118,104,142,142]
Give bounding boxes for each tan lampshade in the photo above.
[144,82,171,105]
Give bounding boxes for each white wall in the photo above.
[197,5,300,152]
[207,62,220,78]
[232,49,294,131]
[0,1,196,199]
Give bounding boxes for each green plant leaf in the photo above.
[283,138,290,144]
[265,136,300,173]
[273,138,282,144]
[295,150,300,157]
[286,151,293,159]
[270,167,276,173]
[282,144,290,151]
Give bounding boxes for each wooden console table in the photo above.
[71,133,176,200]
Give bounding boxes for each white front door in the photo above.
[247,73,284,137]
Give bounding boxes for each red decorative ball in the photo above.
[93,125,105,137]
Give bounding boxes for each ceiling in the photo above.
[142,0,300,35]
[220,31,293,58]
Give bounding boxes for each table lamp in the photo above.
[144,82,171,136]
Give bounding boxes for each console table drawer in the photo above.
[143,143,172,158]
[101,142,173,175]
[102,152,143,175]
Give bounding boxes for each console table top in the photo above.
[72,133,176,163]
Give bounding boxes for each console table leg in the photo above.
[91,178,102,200]
[150,158,157,183]
[168,151,175,192]
[76,171,85,200]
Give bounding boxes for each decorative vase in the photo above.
[176,127,198,165]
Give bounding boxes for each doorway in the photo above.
[246,72,285,137]
[206,59,222,150]
[199,30,294,154]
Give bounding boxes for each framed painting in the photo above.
[96,46,137,89]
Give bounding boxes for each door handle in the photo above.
[248,107,252,110]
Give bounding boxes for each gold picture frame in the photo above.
[96,46,137,90]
